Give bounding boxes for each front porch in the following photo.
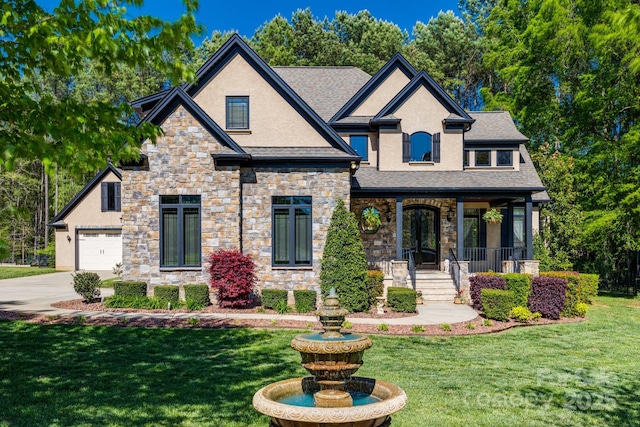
[352,196,540,302]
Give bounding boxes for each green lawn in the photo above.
[0,296,638,427]
[0,267,58,280]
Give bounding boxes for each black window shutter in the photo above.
[402,132,410,162]
[101,182,107,212]
[115,182,121,212]
[479,209,487,248]
[433,132,441,163]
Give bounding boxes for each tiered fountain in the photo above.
[253,289,407,427]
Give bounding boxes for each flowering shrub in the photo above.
[470,275,506,310]
[529,277,567,319]
[208,249,256,308]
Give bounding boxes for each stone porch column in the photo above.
[396,197,403,261]
[391,260,408,289]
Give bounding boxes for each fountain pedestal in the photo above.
[253,288,407,426]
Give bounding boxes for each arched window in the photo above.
[411,132,432,161]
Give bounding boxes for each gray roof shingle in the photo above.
[466,111,528,143]
[245,146,358,159]
[274,66,371,121]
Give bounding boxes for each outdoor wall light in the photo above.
[446,208,454,222]
[67,235,71,242]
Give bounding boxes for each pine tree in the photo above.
[320,199,369,312]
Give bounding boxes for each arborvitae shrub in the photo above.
[320,199,369,312]
[72,272,101,302]
[387,287,417,313]
[261,289,288,309]
[114,281,147,298]
[481,289,514,321]
[503,273,531,307]
[209,249,256,308]
[470,275,506,310]
[184,284,211,309]
[153,285,179,303]
[529,277,567,319]
[366,270,385,306]
[294,290,317,313]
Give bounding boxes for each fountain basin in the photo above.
[253,376,407,427]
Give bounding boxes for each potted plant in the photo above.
[361,206,382,234]
[454,289,465,304]
[482,208,503,224]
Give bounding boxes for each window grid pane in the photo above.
[272,197,312,267]
[161,208,179,266]
[294,208,311,264]
[497,150,513,166]
[160,196,201,267]
[226,96,249,129]
[410,132,432,161]
[273,209,290,265]
[475,150,491,166]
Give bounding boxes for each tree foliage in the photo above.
[320,199,369,312]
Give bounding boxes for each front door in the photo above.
[402,206,439,268]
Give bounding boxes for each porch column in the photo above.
[525,195,533,259]
[396,197,403,261]
[457,196,464,260]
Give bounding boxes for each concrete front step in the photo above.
[413,271,457,302]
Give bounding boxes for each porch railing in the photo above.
[402,248,417,290]
[448,248,461,293]
[463,247,527,273]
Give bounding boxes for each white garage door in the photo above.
[78,230,122,270]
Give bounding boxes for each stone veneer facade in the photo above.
[351,197,457,271]
[122,105,352,291]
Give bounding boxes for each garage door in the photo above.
[78,230,122,270]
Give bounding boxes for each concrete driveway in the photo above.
[0,271,115,315]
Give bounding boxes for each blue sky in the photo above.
[37,0,461,43]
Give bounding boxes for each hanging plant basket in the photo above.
[482,208,504,224]
[361,206,382,234]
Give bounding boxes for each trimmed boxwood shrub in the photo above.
[154,285,179,303]
[72,272,101,302]
[541,271,579,316]
[470,275,506,310]
[387,287,417,313]
[261,289,288,310]
[578,274,599,304]
[503,273,531,308]
[184,284,211,309]
[366,270,385,306]
[294,290,317,313]
[481,289,514,321]
[320,199,369,312]
[114,281,147,298]
[209,249,257,308]
[529,277,567,319]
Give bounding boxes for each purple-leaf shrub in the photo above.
[470,275,506,310]
[209,249,257,308]
[529,277,567,319]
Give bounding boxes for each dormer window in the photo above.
[226,96,249,129]
[475,150,491,166]
[403,132,440,163]
[497,150,513,166]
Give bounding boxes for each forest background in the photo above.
[2,0,639,292]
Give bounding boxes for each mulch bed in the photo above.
[0,299,586,336]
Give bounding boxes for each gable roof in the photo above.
[375,71,474,127]
[330,53,418,123]
[183,34,359,156]
[140,86,247,156]
[49,164,121,226]
[273,66,371,121]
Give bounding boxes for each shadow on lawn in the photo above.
[0,322,300,426]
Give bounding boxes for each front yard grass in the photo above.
[0,267,58,280]
[0,295,638,426]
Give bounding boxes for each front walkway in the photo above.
[0,271,478,325]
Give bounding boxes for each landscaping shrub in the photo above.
[72,272,101,302]
[274,299,292,314]
[261,289,288,310]
[529,277,567,319]
[579,274,599,304]
[153,285,179,303]
[208,249,257,308]
[104,295,183,310]
[510,306,539,323]
[503,273,531,307]
[320,199,369,312]
[541,271,579,316]
[387,287,417,313]
[469,275,506,310]
[481,289,514,321]
[183,284,211,309]
[575,302,589,317]
[366,270,385,306]
[114,281,147,298]
[294,290,317,313]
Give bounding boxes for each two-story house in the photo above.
[124,34,546,298]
